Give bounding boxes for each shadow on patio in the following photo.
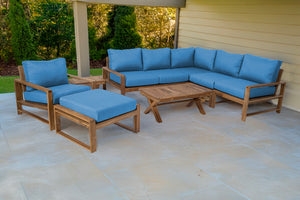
[0,84,299,199]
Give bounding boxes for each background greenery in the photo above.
[0,0,175,66]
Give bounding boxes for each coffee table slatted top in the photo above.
[140,83,212,102]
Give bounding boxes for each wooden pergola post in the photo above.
[73,1,90,77]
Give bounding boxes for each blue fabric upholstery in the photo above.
[22,58,68,91]
[190,71,230,89]
[194,47,217,71]
[171,47,194,68]
[60,89,137,123]
[108,48,142,72]
[144,69,189,84]
[239,54,282,84]
[24,84,90,104]
[214,50,244,77]
[142,48,171,70]
[214,77,276,99]
[110,71,159,87]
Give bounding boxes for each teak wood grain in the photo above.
[140,83,215,123]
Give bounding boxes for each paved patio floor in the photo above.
[0,87,299,200]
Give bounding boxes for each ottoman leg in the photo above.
[89,120,97,153]
[134,104,140,133]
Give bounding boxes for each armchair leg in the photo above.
[47,91,55,131]
[14,80,23,115]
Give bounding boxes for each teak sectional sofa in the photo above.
[103,47,286,121]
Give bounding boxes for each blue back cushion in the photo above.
[213,50,244,77]
[108,48,142,72]
[194,47,217,71]
[171,47,194,68]
[22,58,68,91]
[142,48,171,70]
[239,54,282,84]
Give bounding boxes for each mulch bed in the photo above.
[0,59,106,77]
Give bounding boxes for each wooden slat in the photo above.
[22,110,49,124]
[20,100,48,110]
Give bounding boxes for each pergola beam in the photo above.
[70,0,185,8]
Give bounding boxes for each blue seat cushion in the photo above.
[24,84,90,104]
[144,69,189,84]
[213,50,244,77]
[22,58,68,91]
[60,89,137,123]
[190,71,230,89]
[142,48,171,70]
[108,48,143,72]
[214,77,276,99]
[239,54,282,84]
[171,47,194,68]
[194,47,217,71]
[110,71,159,87]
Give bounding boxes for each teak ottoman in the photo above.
[54,89,140,153]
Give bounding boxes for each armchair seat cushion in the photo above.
[60,89,137,123]
[24,84,90,104]
[110,71,159,87]
[214,77,276,99]
[190,71,231,89]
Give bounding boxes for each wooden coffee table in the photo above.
[140,83,215,123]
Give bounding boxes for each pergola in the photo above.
[69,0,186,77]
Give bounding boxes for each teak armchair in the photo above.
[14,58,92,130]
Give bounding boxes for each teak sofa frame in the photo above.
[103,57,286,121]
[14,66,95,130]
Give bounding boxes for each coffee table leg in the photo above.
[194,98,206,115]
[145,98,162,123]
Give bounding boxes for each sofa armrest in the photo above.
[246,81,286,89]
[14,79,52,93]
[102,67,126,95]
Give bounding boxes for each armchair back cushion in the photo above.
[108,48,143,72]
[22,58,68,91]
[239,54,282,84]
[171,47,194,68]
[142,48,171,70]
[214,50,244,77]
[194,47,217,71]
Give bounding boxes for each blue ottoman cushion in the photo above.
[59,89,137,123]
[214,50,244,77]
[142,48,171,70]
[214,77,276,99]
[239,54,282,84]
[24,84,90,104]
[194,47,217,71]
[108,48,143,72]
[171,47,194,68]
[22,58,68,91]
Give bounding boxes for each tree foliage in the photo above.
[112,6,142,49]
[30,0,74,59]
[0,1,176,66]
[8,0,36,64]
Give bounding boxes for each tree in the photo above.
[0,2,12,62]
[135,7,176,49]
[112,6,142,49]
[8,0,36,64]
[30,0,74,59]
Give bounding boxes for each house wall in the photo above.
[178,0,300,111]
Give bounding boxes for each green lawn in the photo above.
[0,68,102,94]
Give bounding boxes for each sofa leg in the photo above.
[209,92,216,108]
[241,102,249,121]
[276,82,285,113]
